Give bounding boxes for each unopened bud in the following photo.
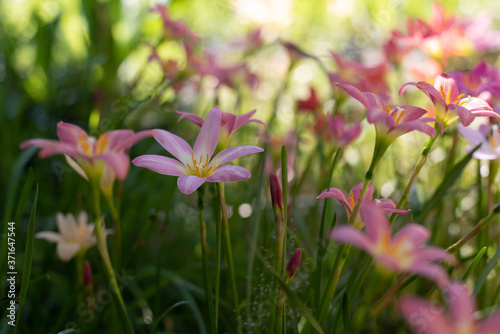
[83,260,93,286]
[270,173,284,210]
[286,248,302,279]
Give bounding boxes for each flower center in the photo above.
[186,152,214,177]
[439,86,464,105]
[386,105,406,124]
[79,134,109,156]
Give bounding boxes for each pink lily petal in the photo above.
[57,241,81,262]
[434,73,459,102]
[460,96,493,112]
[105,130,135,151]
[35,231,62,242]
[193,106,221,159]
[176,111,204,127]
[389,121,436,139]
[206,165,251,182]
[330,225,374,253]
[177,175,207,194]
[352,183,374,202]
[360,203,390,242]
[469,109,500,124]
[366,107,390,124]
[399,297,453,334]
[450,104,475,126]
[316,188,352,213]
[337,83,385,109]
[209,145,264,168]
[132,155,187,176]
[152,129,193,165]
[99,153,130,180]
[458,124,486,144]
[478,311,500,334]
[57,122,87,146]
[20,139,75,158]
[398,106,428,123]
[445,282,476,330]
[408,263,449,287]
[113,129,153,151]
[234,110,268,130]
[393,223,430,247]
[415,247,456,264]
[375,199,411,215]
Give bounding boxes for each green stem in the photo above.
[219,183,242,333]
[91,180,134,334]
[389,127,440,225]
[105,193,122,269]
[214,185,221,329]
[197,186,217,334]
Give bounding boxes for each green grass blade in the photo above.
[474,243,500,295]
[255,249,325,334]
[414,145,479,222]
[15,183,38,332]
[462,247,487,280]
[151,301,189,333]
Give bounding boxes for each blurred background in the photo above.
[3,0,500,332]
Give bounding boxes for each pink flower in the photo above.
[297,87,320,113]
[176,107,267,148]
[133,107,263,194]
[20,123,151,193]
[312,114,362,148]
[400,73,497,127]
[399,281,500,334]
[151,4,199,43]
[317,183,410,222]
[338,83,438,142]
[458,124,500,160]
[329,52,390,99]
[450,62,500,104]
[330,203,455,286]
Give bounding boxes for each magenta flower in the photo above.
[297,86,320,113]
[338,83,438,143]
[400,281,500,334]
[450,61,500,104]
[317,183,410,222]
[400,73,497,127]
[133,107,264,194]
[315,114,362,148]
[458,124,500,160]
[177,107,266,148]
[330,203,455,286]
[20,123,151,192]
[151,4,199,43]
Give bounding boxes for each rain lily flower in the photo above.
[297,86,320,113]
[176,107,267,149]
[329,52,390,99]
[317,183,410,225]
[458,124,500,160]
[450,62,500,104]
[133,107,264,194]
[36,212,99,262]
[20,122,151,194]
[338,83,438,143]
[330,203,455,286]
[400,73,497,127]
[312,114,362,148]
[399,281,500,334]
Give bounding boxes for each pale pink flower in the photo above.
[458,124,500,160]
[133,107,263,194]
[400,281,500,334]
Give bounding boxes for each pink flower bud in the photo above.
[270,173,284,210]
[83,260,93,286]
[286,248,302,279]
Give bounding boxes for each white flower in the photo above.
[36,212,97,262]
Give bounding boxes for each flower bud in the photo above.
[83,260,93,286]
[270,173,284,211]
[286,248,302,279]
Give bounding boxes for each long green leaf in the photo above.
[150,301,189,333]
[15,183,38,332]
[474,243,500,295]
[414,145,479,222]
[462,247,487,280]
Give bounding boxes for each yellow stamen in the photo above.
[203,154,209,168]
[452,93,465,104]
[95,134,109,154]
[80,135,92,155]
[349,192,355,208]
[385,105,391,115]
